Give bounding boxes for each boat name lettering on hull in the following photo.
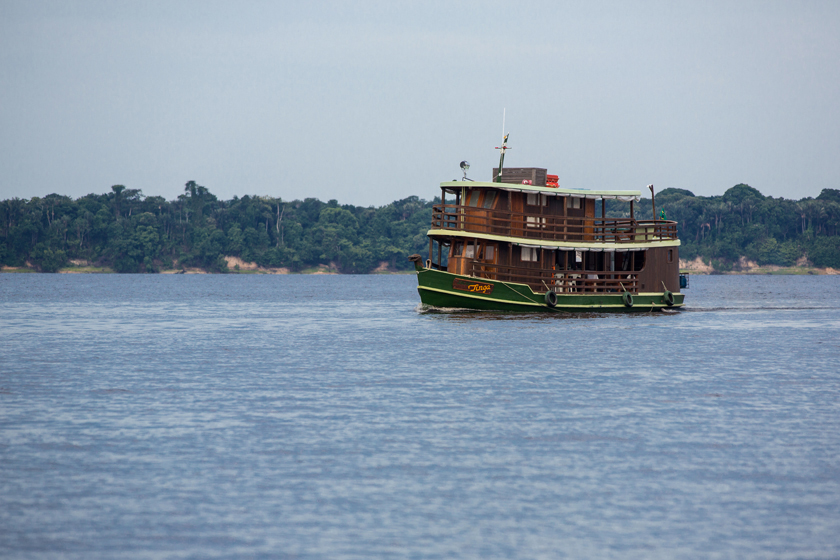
[453,278,494,295]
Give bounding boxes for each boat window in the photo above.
[634,250,645,271]
[482,191,496,209]
[619,252,630,271]
[452,241,463,257]
[567,197,581,209]
[485,246,495,261]
[520,247,538,262]
[526,193,548,206]
[667,249,673,263]
[468,190,480,207]
[465,242,475,258]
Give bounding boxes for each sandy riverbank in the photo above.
[679,256,839,275]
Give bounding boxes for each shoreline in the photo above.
[3,255,837,276]
[1,265,835,276]
[679,256,839,276]
[0,256,415,275]
[0,265,414,275]
[680,267,838,276]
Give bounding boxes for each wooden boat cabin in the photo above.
[424,168,681,296]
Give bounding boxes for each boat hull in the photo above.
[415,267,684,312]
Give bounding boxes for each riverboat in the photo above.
[409,142,687,312]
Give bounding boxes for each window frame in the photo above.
[520,246,538,262]
[467,190,480,207]
[482,191,497,209]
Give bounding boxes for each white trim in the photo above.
[427,229,675,250]
[441,181,641,201]
[513,241,646,252]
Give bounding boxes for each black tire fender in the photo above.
[622,292,634,308]
[663,290,675,306]
[545,290,557,308]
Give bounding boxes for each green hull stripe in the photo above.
[426,229,681,249]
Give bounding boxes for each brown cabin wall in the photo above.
[584,199,595,240]
[492,167,547,186]
[510,192,524,214]
[499,244,511,268]
[636,246,680,293]
[447,256,468,275]
[566,198,585,218]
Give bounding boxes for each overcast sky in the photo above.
[1,0,838,206]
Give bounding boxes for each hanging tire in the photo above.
[622,292,634,308]
[545,290,557,308]
[663,290,675,306]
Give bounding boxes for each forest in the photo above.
[621,184,840,271]
[1,182,839,273]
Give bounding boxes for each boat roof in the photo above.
[440,181,641,201]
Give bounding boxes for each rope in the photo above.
[497,279,545,306]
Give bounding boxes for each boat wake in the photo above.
[415,304,481,314]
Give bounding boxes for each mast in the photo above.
[649,184,656,221]
[495,133,510,183]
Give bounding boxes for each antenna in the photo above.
[502,108,505,138]
[494,109,511,182]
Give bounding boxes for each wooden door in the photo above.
[475,243,498,279]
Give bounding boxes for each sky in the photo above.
[1,0,839,206]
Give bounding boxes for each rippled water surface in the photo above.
[1,273,839,559]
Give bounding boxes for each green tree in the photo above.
[31,242,67,272]
[111,185,126,220]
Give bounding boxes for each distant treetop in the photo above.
[817,188,840,204]
[657,188,695,198]
[723,184,765,204]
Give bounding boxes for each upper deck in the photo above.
[430,181,679,249]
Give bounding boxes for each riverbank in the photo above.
[4,255,837,275]
[3,265,836,275]
[1,258,412,274]
[679,256,839,275]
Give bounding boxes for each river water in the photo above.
[1,273,839,559]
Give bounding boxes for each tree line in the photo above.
[626,184,840,270]
[1,182,839,272]
[0,182,434,273]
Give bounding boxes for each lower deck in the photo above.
[426,237,681,295]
